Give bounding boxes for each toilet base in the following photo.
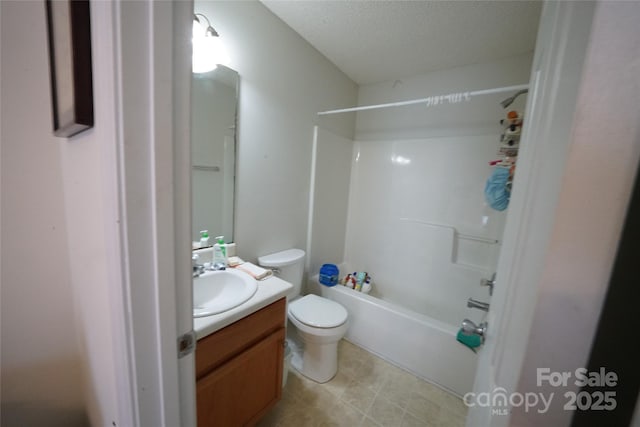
[291,340,338,383]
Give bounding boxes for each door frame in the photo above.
[466,1,597,422]
[109,0,195,425]
[467,1,640,426]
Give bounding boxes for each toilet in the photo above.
[258,249,348,383]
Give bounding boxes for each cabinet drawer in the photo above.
[196,298,286,379]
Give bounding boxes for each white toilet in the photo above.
[258,249,348,383]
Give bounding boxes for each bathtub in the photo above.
[310,276,478,396]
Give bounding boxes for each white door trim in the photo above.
[110,1,194,425]
[466,2,597,426]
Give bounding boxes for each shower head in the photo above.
[500,89,529,109]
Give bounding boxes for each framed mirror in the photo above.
[191,65,239,245]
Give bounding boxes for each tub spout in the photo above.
[467,298,490,312]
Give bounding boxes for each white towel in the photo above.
[235,262,271,280]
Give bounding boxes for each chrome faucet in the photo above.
[193,265,206,277]
[192,254,205,277]
[467,297,490,312]
[210,262,226,271]
[461,319,488,342]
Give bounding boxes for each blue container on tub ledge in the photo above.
[319,264,339,286]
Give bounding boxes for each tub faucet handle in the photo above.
[480,273,496,295]
[461,319,488,342]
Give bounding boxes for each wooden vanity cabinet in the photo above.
[196,298,286,427]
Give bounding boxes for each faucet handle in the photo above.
[480,273,496,295]
[461,319,488,342]
[192,254,204,276]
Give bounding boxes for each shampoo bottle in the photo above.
[213,236,227,267]
[199,230,210,248]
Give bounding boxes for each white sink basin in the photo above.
[193,269,258,317]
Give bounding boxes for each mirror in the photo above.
[191,65,239,245]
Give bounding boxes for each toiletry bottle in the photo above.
[213,236,227,266]
[200,230,210,248]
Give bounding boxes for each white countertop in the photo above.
[193,274,292,340]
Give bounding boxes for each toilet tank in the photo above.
[258,249,305,298]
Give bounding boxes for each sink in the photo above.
[193,269,258,317]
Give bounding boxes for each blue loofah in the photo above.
[485,167,511,211]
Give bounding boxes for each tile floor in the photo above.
[257,340,468,427]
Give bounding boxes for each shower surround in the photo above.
[308,53,533,394]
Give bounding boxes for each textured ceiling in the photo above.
[261,0,542,85]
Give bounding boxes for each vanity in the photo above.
[193,274,292,427]
[191,51,286,425]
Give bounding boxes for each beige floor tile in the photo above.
[255,409,279,427]
[440,395,467,415]
[341,379,377,414]
[276,404,323,427]
[384,363,419,386]
[413,378,445,399]
[405,392,441,425]
[286,371,321,404]
[323,370,353,399]
[378,377,414,409]
[415,382,467,415]
[339,340,366,360]
[306,384,340,410]
[318,401,365,427]
[436,407,467,427]
[360,416,382,427]
[356,356,386,375]
[367,394,406,427]
[353,344,380,365]
[338,345,364,379]
[401,411,437,427]
[257,389,299,426]
[280,380,301,404]
[354,368,387,393]
[378,366,421,409]
[259,340,465,427]
[416,380,468,414]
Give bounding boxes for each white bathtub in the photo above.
[311,277,478,396]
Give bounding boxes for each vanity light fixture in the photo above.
[192,13,230,73]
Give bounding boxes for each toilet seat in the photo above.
[288,294,347,329]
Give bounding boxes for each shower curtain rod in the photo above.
[317,83,529,116]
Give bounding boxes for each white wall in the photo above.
[194,1,357,262]
[0,2,86,423]
[308,128,354,277]
[338,55,532,326]
[1,1,121,425]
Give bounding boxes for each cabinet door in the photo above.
[197,327,284,427]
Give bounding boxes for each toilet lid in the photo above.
[289,294,348,328]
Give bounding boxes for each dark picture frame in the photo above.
[45,0,94,138]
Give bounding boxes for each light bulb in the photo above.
[192,20,229,74]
